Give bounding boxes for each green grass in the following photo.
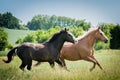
[4,28,34,44]
[0,50,120,80]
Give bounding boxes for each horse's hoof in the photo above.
[66,69,70,72]
[102,69,106,73]
[27,67,31,71]
[19,67,24,71]
[20,68,24,71]
[63,67,70,72]
[90,68,93,72]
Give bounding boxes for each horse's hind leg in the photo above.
[19,61,26,71]
[27,59,32,70]
[91,56,104,71]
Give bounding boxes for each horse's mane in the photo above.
[48,31,62,43]
[76,28,98,41]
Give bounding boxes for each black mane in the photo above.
[48,31,62,42]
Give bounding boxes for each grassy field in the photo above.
[0,50,120,80]
[4,28,34,44]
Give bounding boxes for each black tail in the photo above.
[3,47,17,63]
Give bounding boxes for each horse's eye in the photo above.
[68,34,70,36]
[68,34,71,37]
[100,33,102,35]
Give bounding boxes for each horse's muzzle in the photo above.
[74,40,78,44]
[104,39,108,43]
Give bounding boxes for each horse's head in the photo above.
[95,27,108,43]
[60,28,76,43]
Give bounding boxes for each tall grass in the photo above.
[0,50,120,80]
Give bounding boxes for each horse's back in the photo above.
[17,42,47,57]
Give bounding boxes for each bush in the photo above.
[0,28,9,51]
[110,24,120,49]
[16,26,60,44]
[69,27,84,38]
[94,41,109,50]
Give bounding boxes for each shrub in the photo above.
[94,41,109,50]
[0,28,9,51]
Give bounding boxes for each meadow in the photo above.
[0,50,120,80]
[4,28,34,44]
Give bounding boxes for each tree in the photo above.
[0,13,3,26]
[26,14,91,30]
[0,28,9,50]
[110,24,120,49]
[0,12,20,29]
[76,20,91,31]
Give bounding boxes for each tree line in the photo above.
[0,12,120,50]
[0,12,91,31]
[0,12,20,29]
[26,15,91,31]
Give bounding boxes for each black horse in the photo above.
[3,28,76,71]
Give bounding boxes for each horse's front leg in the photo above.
[83,57,96,71]
[84,56,104,72]
[90,63,96,71]
[55,58,70,71]
[55,59,63,67]
[48,61,55,70]
[91,56,104,71]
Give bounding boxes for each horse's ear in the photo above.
[64,28,69,31]
[65,28,67,31]
[98,27,101,30]
[97,26,104,31]
[97,26,101,30]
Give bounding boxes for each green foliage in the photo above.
[110,24,120,49]
[16,26,84,44]
[94,41,109,50]
[0,12,20,29]
[16,26,60,44]
[26,14,91,30]
[0,28,9,50]
[99,23,120,49]
[76,19,91,31]
[69,27,84,38]
[19,25,29,30]
[99,23,115,39]
[6,43,14,50]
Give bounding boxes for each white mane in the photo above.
[76,28,98,40]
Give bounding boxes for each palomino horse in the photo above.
[58,27,108,71]
[3,28,76,71]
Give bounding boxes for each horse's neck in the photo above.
[52,37,65,52]
[87,35,96,48]
[78,32,96,48]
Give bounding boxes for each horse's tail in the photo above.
[3,47,18,63]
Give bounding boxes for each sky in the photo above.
[0,0,120,26]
